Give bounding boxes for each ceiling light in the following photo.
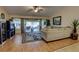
[34,9,38,12]
[33,6,39,13]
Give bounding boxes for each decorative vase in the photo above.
[71,32,78,40]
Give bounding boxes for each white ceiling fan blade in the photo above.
[27,9,33,12]
[38,9,43,12]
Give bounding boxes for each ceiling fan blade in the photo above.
[27,9,33,12]
[38,9,43,12]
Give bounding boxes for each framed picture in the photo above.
[1,13,5,19]
[53,16,61,25]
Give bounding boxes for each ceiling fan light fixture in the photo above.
[33,6,39,13]
[34,9,38,12]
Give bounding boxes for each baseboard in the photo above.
[42,37,70,43]
[0,41,6,46]
[42,38,48,43]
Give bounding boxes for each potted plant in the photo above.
[71,19,79,40]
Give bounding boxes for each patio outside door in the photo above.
[24,20,40,33]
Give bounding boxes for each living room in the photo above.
[0,6,79,52]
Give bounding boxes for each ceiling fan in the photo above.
[27,6,43,13]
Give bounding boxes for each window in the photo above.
[13,18,21,29]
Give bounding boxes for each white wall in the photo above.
[50,6,79,34]
[51,7,79,27]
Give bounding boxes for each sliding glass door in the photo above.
[32,21,40,32]
[24,19,41,33]
[13,18,21,34]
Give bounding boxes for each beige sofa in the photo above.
[42,27,72,42]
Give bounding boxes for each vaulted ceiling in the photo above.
[3,6,65,17]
